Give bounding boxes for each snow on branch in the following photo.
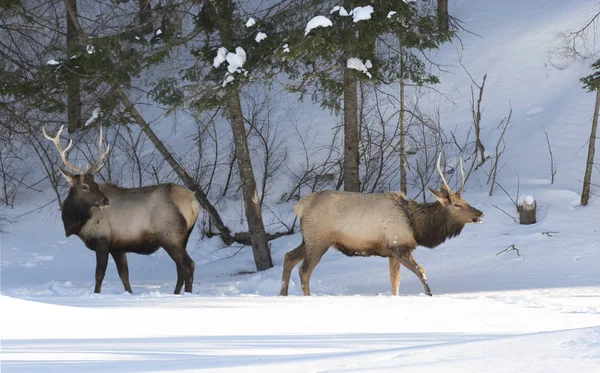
[305,16,333,36]
[255,32,267,43]
[351,6,374,23]
[347,57,372,78]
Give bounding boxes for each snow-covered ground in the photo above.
[2,0,600,371]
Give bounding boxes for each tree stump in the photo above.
[517,196,536,225]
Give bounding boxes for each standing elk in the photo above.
[280,154,484,296]
[44,125,200,294]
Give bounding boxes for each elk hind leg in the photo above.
[182,251,195,293]
[299,244,329,296]
[164,244,191,294]
[388,257,401,296]
[111,250,133,294]
[279,241,306,296]
[398,252,431,296]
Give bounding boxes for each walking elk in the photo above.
[280,154,484,296]
[44,125,200,294]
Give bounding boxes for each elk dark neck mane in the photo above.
[407,200,465,248]
[61,190,92,237]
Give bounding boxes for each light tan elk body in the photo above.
[280,155,483,296]
[44,126,200,294]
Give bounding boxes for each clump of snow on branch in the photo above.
[86,45,95,54]
[283,44,290,53]
[255,32,267,43]
[84,108,102,127]
[387,11,397,18]
[213,46,247,86]
[246,18,256,27]
[46,59,60,66]
[156,29,162,36]
[330,5,349,16]
[305,16,333,36]
[347,58,372,78]
[222,74,235,87]
[213,47,228,68]
[351,6,374,23]
[518,195,535,205]
[226,47,247,73]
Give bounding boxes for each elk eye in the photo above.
[82,184,90,191]
[454,203,462,208]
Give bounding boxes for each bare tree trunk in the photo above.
[226,89,273,271]
[341,6,360,193]
[399,44,407,194]
[115,88,235,245]
[65,0,81,134]
[473,74,487,167]
[343,66,360,192]
[138,0,153,34]
[203,0,272,270]
[581,89,600,206]
[437,0,449,31]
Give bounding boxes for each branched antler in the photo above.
[42,125,85,174]
[87,125,110,174]
[436,153,452,192]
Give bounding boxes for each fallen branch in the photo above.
[542,231,559,237]
[496,244,521,257]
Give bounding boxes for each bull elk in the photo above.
[44,125,200,294]
[280,154,483,296]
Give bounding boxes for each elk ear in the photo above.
[428,187,451,206]
[58,167,76,186]
[440,184,452,197]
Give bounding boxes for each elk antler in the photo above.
[458,156,466,194]
[42,125,86,174]
[436,153,452,192]
[86,125,110,174]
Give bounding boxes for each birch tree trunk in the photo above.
[581,89,600,206]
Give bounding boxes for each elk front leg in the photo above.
[111,251,132,294]
[397,252,432,296]
[388,257,401,296]
[94,247,109,294]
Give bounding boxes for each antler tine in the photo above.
[87,125,110,174]
[42,125,85,174]
[436,153,452,192]
[458,156,466,193]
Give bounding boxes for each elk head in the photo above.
[428,154,484,224]
[43,125,111,208]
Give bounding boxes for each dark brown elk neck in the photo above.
[61,189,91,237]
[407,200,465,248]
